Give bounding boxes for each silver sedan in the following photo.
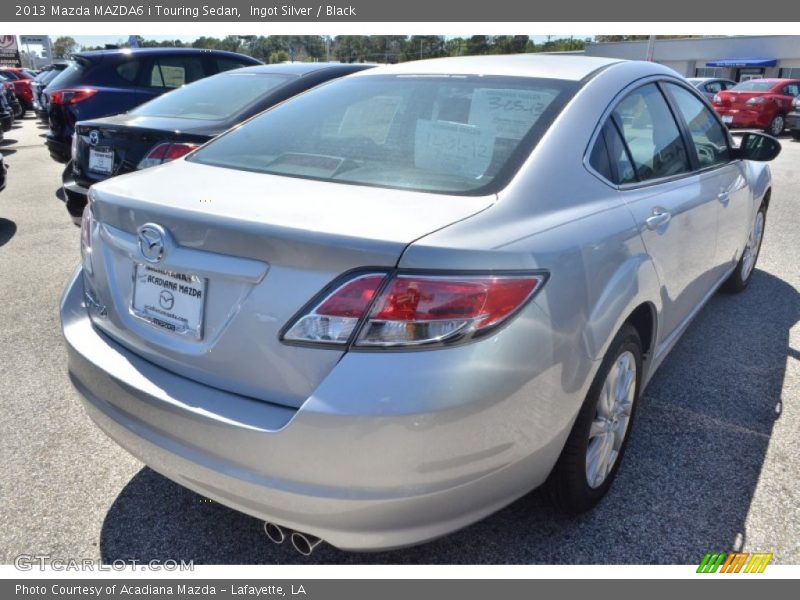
[61,55,779,554]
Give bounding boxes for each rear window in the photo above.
[190,75,578,195]
[46,60,89,89]
[731,81,775,92]
[132,72,293,121]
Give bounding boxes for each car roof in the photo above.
[351,54,623,81]
[228,62,372,77]
[74,47,256,60]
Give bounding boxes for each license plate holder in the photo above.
[88,146,114,174]
[131,263,207,339]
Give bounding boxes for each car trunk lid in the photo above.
[85,159,494,408]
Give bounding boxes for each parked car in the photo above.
[0,154,6,192]
[0,67,34,113]
[785,95,800,140]
[0,87,12,132]
[45,48,262,164]
[62,62,372,225]
[712,78,800,136]
[686,77,736,101]
[32,64,68,121]
[62,55,778,554]
[0,76,24,119]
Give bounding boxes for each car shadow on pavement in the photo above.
[98,269,797,565]
[0,218,17,247]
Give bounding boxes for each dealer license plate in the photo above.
[131,263,207,339]
[88,147,114,174]
[721,115,734,124]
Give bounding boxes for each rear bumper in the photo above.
[61,268,580,551]
[715,107,771,129]
[47,134,71,163]
[786,111,800,131]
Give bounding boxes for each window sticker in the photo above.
[469,88,556,139]
[415,119,494,179]
[337,95,403,144]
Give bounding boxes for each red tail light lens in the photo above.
[49,88,98,105]
[283,272,545,348]
[137,142,200,170]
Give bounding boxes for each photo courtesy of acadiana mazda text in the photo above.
[60,55,779,555]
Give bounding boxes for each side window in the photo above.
[147,56,205,89]
[611,83,690,182]
[214,57,249,73]
[589,120,636,185]
[705,81,723,94]
[665,83,731,168]
[782,83,800,97]
[115,59,140,83]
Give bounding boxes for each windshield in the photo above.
[132,71,294,121]
[732,80,775,92]
[190,74,578,195]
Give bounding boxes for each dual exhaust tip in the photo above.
[263,522,322,556]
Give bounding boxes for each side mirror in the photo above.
[733,132,781,162]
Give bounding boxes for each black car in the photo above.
[45,48,261,164]
[0,76,23,120]
[0,88,12,132]
[0,154,6,192]
[63,62,372,224]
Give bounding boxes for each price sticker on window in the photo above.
[469,88,556,139]
[415,119,494,179]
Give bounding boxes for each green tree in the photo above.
[52,36,79,59]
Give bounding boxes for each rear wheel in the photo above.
[766,114,785,136]
[722,203,766,293]
[546,324,642,513]
[12,103,24,119]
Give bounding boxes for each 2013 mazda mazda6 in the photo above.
[60,55,779,553]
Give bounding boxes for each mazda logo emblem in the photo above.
[159,290,175,310]
[88,130,100,146]
[137,224,167,263]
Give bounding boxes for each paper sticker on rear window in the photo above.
[469,88,557,139]
[415,119,494,179]
[338,95,402,144]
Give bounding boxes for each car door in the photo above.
[663,82,751,278]
[605,82,720,342]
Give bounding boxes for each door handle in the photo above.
[717,191,730,206]
[645,209,671,230]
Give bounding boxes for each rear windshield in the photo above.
[47,60,88,89]
[190,74,578,195]
[132,72,294,121]
[731,81,775,92]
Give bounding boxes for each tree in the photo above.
[52,36,78,59]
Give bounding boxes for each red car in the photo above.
[0,67,34,113]
[712,78,800,136]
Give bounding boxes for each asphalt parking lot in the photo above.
[0,115,798,565]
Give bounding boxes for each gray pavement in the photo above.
[0,116,797,564]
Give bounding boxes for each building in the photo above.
[584,36,800,82]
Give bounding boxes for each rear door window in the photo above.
[611,83,691,182]
[589,120,637,185]
[147,56,205,89]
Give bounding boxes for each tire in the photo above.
[721,203,767,293]
[13,104,23,119]
[766,114,785,137]
[545,323,642,513]
[791,130,800,141]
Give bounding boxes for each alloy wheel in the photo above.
[586,350,637,489]
[741,210,765,282]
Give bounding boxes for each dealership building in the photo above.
[583,35,800,82]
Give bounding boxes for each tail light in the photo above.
[283,272,546,348]
[49,88,98,105]
[80,204,93,275]
[137,142,200,170]
[745,96,765,105]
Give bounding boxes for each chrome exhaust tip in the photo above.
[290,532,323,556]
[263,522,286,544]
